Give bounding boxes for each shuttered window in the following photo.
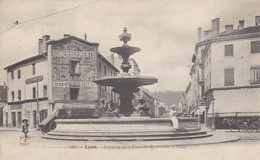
[224,68,234,86]
[225,44,233,56]
[251,41,260,54]
[250,66,260,84]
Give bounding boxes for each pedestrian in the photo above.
[22,119,29,138]
[170,106,179,131]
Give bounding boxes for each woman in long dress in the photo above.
[170,107,179,131]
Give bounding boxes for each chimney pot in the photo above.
[64,34,71,37]
[203,30,212,39]
[198,27,202,42]
[38,39,43,55]
[238,20,244,29]
[225,25,234,34]
[212,18,220,37]
[255,16,260,26]
[42,35,50,53]
[84,33,87,40]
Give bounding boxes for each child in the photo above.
[22,119,29,138]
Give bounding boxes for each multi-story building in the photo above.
[3,34,119,128]
[189,16,260,128]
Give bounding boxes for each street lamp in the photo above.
[211,95,215,131]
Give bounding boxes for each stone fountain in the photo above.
[41,28,212,141]
[93,27,157,117]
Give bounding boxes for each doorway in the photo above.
[6,112,8,127]
[70,88,79,100]
[11,112,16,127]
[33,110,36,128]
[17,112,22,128]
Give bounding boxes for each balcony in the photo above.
[250,79,260,85]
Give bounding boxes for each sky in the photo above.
[0,0,260,92]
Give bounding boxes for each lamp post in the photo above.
[197,95,201,129]
[211,95,215,131]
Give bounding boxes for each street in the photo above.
[0,130,260,160]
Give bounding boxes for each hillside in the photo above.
[151,91,184,106]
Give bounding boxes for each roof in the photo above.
[4,35,100,71]
[98,54,119,72]
[47,35,99,47]
[195,25,260,53]
[4,53,47,71]
[219,25,260,37]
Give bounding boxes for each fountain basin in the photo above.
[93,75,158,87]
[42,117,212,141]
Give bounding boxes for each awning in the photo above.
[208,88,260,117]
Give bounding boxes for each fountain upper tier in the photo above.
[110,45,141,58]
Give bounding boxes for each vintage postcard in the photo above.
[0,0,260,159]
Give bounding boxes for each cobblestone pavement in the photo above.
[0,129,260,160]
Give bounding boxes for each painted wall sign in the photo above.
[25,75,44,84]
[51,39,97,101]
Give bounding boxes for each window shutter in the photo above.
[224,68,234,86]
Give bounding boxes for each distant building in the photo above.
[3,34,119,128]
[0,84,7,127]
[187,16,260,128]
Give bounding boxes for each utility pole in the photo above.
[36,81,40,131]
[25,75,43,131]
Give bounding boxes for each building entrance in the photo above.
[6,112,8,127]
[11,112,16,127]
[17,112,22,128]
[33,110,36,128]
[70,88,79,100]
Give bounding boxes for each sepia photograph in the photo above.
[0,0,260,159]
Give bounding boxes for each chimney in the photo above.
[64,34,71,37]
[38,39,43,54]
[225,25,234,34]
[255,16,260,26]
[84,33,87,40]
[212,18,220,37]
[42,35,50,53]
[111,53,114,65]
[238,20,244,29]
[198,27,202,42]
[203,30,212,39]
[3,81,7,90]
